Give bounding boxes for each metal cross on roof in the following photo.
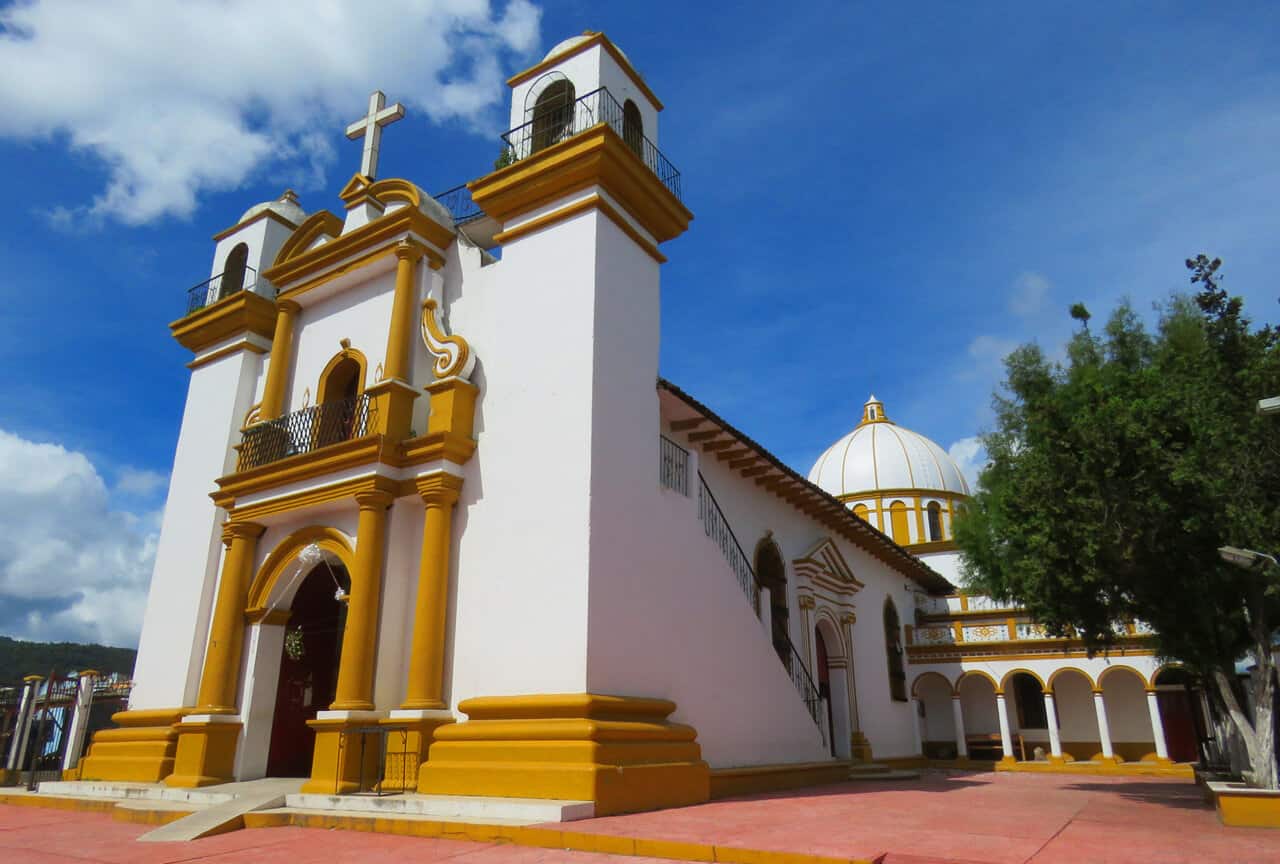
[345,90,405,179]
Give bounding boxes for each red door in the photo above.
[1157,689,1198,763]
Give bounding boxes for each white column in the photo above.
[1092,690,1115,760]
[1146,689,1170,761]
[952,695,968,758]
[5,678,40,771]
[910,698,924,755]
[1043,691,1063,759]
[61,672,98,773]
[995,693,1014,760]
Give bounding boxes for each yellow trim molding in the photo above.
[507,31,665,111]
[212,198,300,242]
[470,124,692,244]
[165,719,242,788]
[170,290,277,354]
[491,193,667,264]
[186,338,268,371]
[274,211,343,266]
[418,693,710,815]
[246,525,356,618]
[709,761,849,800]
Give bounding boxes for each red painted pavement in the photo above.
[1,772,1278,863]
[542,771,1280,864]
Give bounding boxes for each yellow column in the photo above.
[259,300,301,420]
[403,473,464,709]
[195,522,265,712]
[331,486,395,711]
[384,240,425,382]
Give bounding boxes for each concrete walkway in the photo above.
[2,771,1279,863]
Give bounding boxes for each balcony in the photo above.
[237,395,374,471]
[499,86,682,201]
[185,265,260,315]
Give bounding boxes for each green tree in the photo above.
[955,256,1280,788]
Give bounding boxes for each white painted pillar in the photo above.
[995,693,1014,760]
[952,695,968,758]
[5,677,40,771]
[758,586,772,636]
[910,698,924,755]
[1146,689,1170,760]
[1043,691,1063,758]
[61,672,98,773]
[1092,690,1115,760]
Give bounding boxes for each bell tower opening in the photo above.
[754,537,790,665]
[529,77,576,154]
[266,561,349,778]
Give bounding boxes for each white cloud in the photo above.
[114,466,168,497]
[0,0,542,224]
[0,430,158,647]
[1009,271,1051,318]
[948,435,986,491]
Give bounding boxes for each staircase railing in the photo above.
[695,470,827,736]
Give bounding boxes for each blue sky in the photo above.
[1,1,1278,646]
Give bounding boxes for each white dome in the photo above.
[543,31,630,64]
[239,190,306,227]
[807,395,970,498]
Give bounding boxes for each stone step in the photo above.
[285,791,595,823]
[137,778,303,842]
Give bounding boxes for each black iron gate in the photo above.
[20,673,80,789]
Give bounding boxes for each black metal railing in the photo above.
[432,184,484,225]
[186,265,260,315]
[660,435,689,496]
[696,471,826,734]
[499,87,682,200]
[237,395,374,471]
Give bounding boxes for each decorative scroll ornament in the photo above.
[420,298,475,380]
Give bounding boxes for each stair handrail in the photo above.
[695,470,826,731]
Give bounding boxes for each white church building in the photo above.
[73,32,1201,816]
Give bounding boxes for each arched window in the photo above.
[1011,673,1047,729]
[883,599,907,701]
[852,503,870,523]
[220,243,249,300]
[926,501,943,542]
[622,99,643,156]
[754,537,790,665]
[530,79,576,154]
[889,501,910,544]
[316,349,366,447]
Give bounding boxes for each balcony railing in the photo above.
[186,265,259,315]
[237,395,374,471]
[432,184,485,225]
[659,435,689,496]
[499,86,682,201]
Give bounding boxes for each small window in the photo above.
[926,502,943,542]
[884,599,907,702]
[889,501,910,544]
[220,243,249,300]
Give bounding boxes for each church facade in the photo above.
[74,32,1199,816]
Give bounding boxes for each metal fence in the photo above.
[500,86,682,201]
[238,395,374,471]
[432,184,484,225]
[659,436,689,496]
[185,265,260,315]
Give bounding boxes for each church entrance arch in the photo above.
[265,557,350,777]
[814,617,852,758]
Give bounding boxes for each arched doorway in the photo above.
[754,537,790,664]
[1004,670,1047,761]
[813,618,852,758]
[957,672,1000,759]
[882,599,907,702]
[529,77,576,153]
[622,99,643,156]
[912,672,956,758]
[220,243,249,300]
[265,560,350,777]
[316,351,365,448]
[1154,666,1200,763]
[1099,666,1156,762]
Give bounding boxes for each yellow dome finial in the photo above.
[860,394,888,425]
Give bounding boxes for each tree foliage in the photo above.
[0,635,136,686]
[955,257,1280,785]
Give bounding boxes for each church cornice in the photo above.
[169,289,276,354]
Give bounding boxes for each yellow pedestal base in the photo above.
[300,717,384,795]
[77,708,186,783]
[1212,783,1280,828]
[417,694,710,816]
[165,719,242,788]
[850,731,873,762]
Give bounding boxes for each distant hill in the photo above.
[0,635,136,685]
